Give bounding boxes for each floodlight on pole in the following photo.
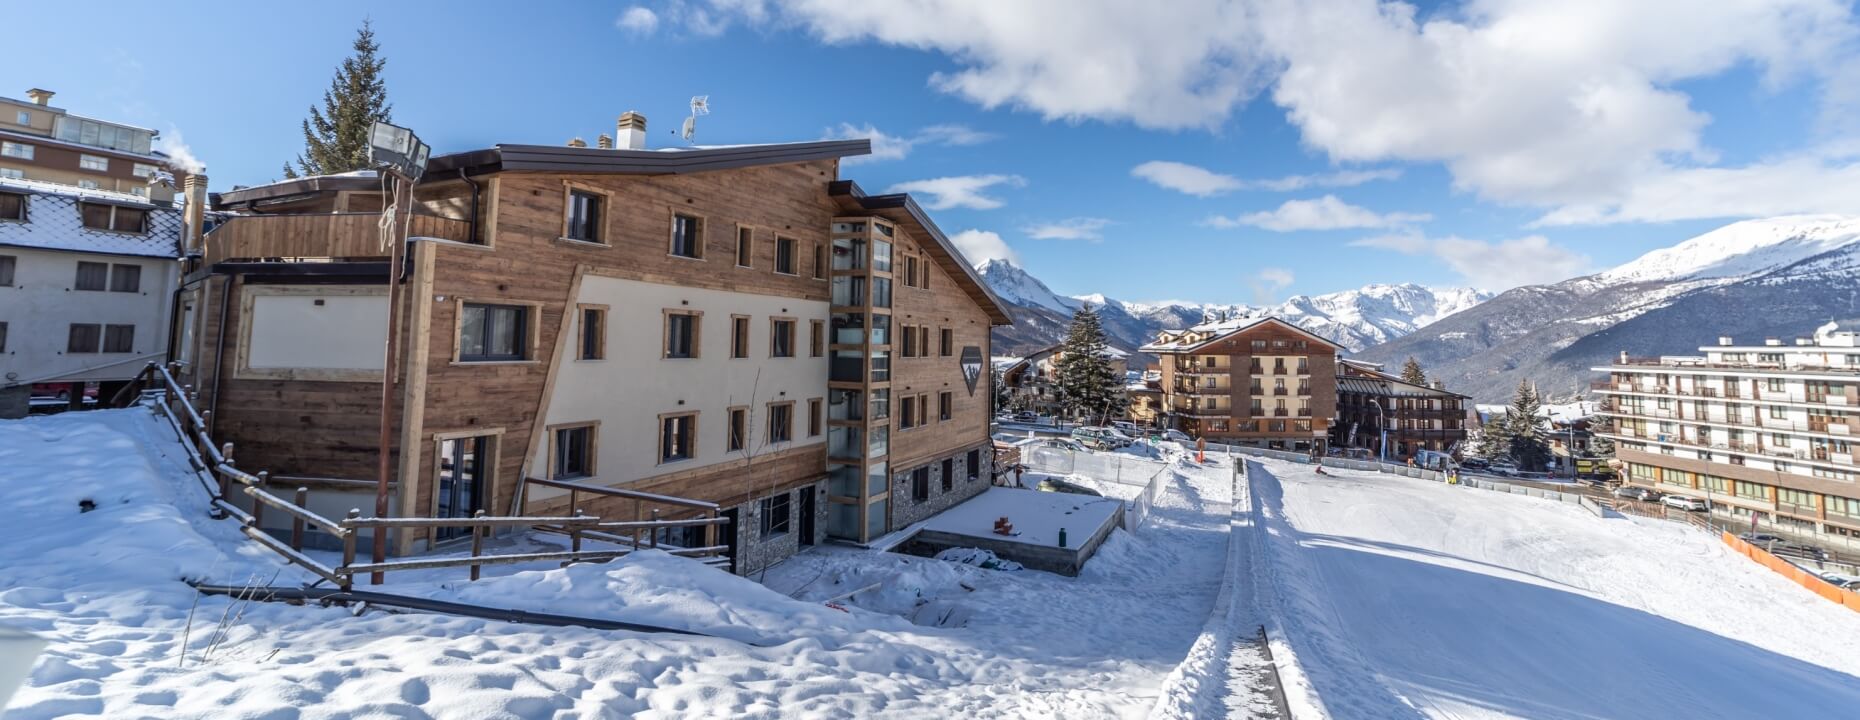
[369,121,431,182]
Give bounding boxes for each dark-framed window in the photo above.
[736,227,754,267]
[666,312,698,358]
[731,316,750,359]
[459,303,529,361]
[75,261,108,291]
[900,395,918,429]
[0,192,23,221]
[0,255,14,286]
[579,307,605,360]
[768,402,793,443]
[79,203,146,233]
[67,323,100,353]
[810,320,824,358]
[967,449,981,482]
[661,413,696,463]
[566,189,605,243]
[808,397,822,437]
[939,328,953,357]
[901,324,917,358]
[0,321,7,353]
[941,458,954,492]
[812,243,825,280]
[103,324,134,353]
[939,391,952,422]
[771,319,795,358]
[727,407,747,452]
[671,213,704,258]
[905,256,919,288]
[759,492,791,537]
[775,236,797,275]
[552,425,594,479]
[912,466,930,501]
[109,264,140,293]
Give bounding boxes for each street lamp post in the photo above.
[1369,399,1388,463]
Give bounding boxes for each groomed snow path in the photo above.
[1248,459,1860,719]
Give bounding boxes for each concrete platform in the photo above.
[898,487,1125,576]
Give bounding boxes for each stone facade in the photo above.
[890,440,995,529]
[732,478,830,576]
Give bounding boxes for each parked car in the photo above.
[1771,543,1828,562]
[1843,579,1860,591]
[1459,458,1490,470]
[1614,486,1659,502]
[1163,429,1193,444]
[1036,477,1102,497]
[1012,411,1039,423]
[1071,426,1131,450]
[1110,421,1142,438]
[1738,532,1785,546]
[1661,495,1709,512]
[30,382,97,402]
[1488,462,1520,477]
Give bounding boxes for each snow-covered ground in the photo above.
[1247,459,1860,719]
[0,408,1237,719]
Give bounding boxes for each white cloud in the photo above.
[1023,217,1112,241]
[1249,267,1295,304]
[950,229,1020,266]
[823,122,997,165]
[1532,151,1860,225]
[1208,195,1429,232]
[886,174,1025,210]
[1352,232,1593,291]
[1131,161,1242,197]
[1246,168,1401,192]
[616,6,660,34]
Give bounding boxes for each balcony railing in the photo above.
[204,212,474,266]
[1273,409,1289,417]
[1273,388,1289,396]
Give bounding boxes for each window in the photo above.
[736,227,754,267]
[717,314,747,360]
[0,142,32,160]
[79,155,109,172]
[901,324,917,357]
[79,204,146,233]
[760,492,791,537]
[109,264,140,293]
[775,236,797,275]
[578,306,606,360]
[771,319,795,358]
[0,193,20,221]
[810,320,824,358]
[942,458,954,492]
[13,110,26,125]
[67,323,101,353]
[940,328,953,357]
[130,186,147,198]
[77,179,100,190]
[808,397,823,437]
[0,169,21,181]
[905,256,919,288]
[901,395,919,429]
[727,407,747,452]
[0,322,6,353]
[665,311,699,358]
[75,261,108,291]
[660,413,696,463]
[0,255,14,286]
[132,163,158,178]
[912,466,930,501]
[102,324,134,353]
[552,425,595,479]
[671,213,704,258]
[768,402,793,443]
[939,391,952,422]
[565,189,605,243]
[812,243,825,280]
[967,449,981,482]
[459,303,529,361]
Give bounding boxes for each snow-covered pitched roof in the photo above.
[0,179,183,258]
[1141,316,1340,354]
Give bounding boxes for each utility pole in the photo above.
[372,169,411,585]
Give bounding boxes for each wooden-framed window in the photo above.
[812,243,825,280]
[730,315,751,359]
[0,255,11,286]
[939,328,953,357]
[664,310,701,359]
[103,324,134,353]
[109,264,140,293]
[0,192,23,221]
[550,423,597,480]
[900,395,919,430]
[911,466,930,501]
[459,303,530,362]
[671,213,705,259]
[901,324,917,358]
[939,391,952,422]
[922,260,931,289]
[808,397,822,437]
[74,261,108,291]
[565,189,606,243]
[770,318,795,358]
[735,226,754,268]
[79,203,146,233]
[67,323,100,353]
[759,491,791,537]
[727,406,748,452]
[919,327,931,358]
[577,305,607,360]
[810,320,824,358]
[905,256,919,288]
[659,412,697,464]
[768,401,794,444]
[917,393,928,427]
[775,236,798,275]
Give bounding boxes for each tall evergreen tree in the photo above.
[1504,379,1552,470]
[1052,305,1125,423]
[286,21,393,178]
[1399,356,1428,386]
[1474,417,1512,460]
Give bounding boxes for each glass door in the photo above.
[435,436,489,541]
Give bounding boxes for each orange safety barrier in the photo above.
[1721,533,1860,613]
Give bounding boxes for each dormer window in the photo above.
[79,203,146,234]
[0,192,23,222]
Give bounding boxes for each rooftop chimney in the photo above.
[182,172,208,255]
[617,111,647,150]
[566,137,587,148]
[24,88,53,106]
[1717,336,1734,346]
[597,134,613,149]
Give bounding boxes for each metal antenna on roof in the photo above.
[682,95,710,144]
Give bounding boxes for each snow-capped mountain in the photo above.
[1357,215,1860,402]
[976,259,1491,357]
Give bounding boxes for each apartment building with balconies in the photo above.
[0,88,178,203]
[1333,358,1469,459]
[1592,323,1860,543]
[1142,316,1338,452]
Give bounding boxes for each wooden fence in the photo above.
[114,362,730,588]
[202,212,471,266]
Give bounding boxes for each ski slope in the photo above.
[1248,459,1860,719]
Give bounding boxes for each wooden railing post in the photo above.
[340,509,361,590]
[568,488,578,518]
[470,509,487,581]
[571,509,585,554]
[290,486,309,551]
[650,509,661,548]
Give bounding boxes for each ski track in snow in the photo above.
[1249,459,1860,719]
[0,409,1235,719]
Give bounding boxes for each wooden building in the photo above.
[1142,317,1338,452]
[171,120,1012,572]
[1332,359,1470,460]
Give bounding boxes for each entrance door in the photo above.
[435,436,489,542]
[720,508,741,573]
[797,490,816,546]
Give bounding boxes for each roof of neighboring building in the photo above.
[0,127,170,164]
[0,178,183,258]
[1141,316,1341,354]
[828,180,1014,325]
[1336,364,1470,400]
[212,171,383,209]
[427,139,872,177]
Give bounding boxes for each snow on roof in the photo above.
[0,179,183,258]
[0,176,159,207]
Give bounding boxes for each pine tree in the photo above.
[1400,356,1428,386]
[1504,379,1552,471]
[1052,305,1125,423]
[1475,417,1512,459]
[287,21,393,178]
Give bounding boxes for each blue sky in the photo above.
[11,1,1860,305]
